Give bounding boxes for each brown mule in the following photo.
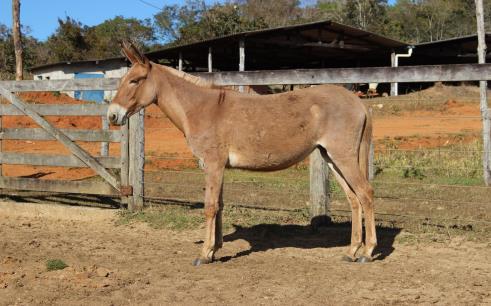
[108,42,376,265]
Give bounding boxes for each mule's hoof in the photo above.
[192,257,212,266]
[356,256,373,263]
[341,255,355,262]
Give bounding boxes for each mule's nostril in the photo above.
[109,113,117,122]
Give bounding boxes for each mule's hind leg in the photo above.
[322,150,376,262]
[335,158,376,262]
[331,167,363,261]
[321,151,363,260]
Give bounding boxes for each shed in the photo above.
[405,33,491,66]
[31,57,128,102]
[147,20,408,71]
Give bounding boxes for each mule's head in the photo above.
[107,41,157,125]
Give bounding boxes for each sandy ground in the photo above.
[0,201,489,305]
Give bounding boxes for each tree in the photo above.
[237,0,304,27]
[153,0,206,44]
[0,24,15,79]
[12,0,23,80]
[86,16,155,58]
[387,0,476,43]
[316,0,346,23]
[45,17,89,62]
[343,0,390,33]
[154,1,267,45]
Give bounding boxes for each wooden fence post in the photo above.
[476,0,491,186]
[120,120,130,207]
[368,108,375,180]
[369,140,375,181]
[129,109,145,210]
[309,148,330,228]
[100,115,109,156]
[239,39,245,93]
[0,109,2,180]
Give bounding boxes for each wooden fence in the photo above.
[0,63,490,218]
[0,80,144,210]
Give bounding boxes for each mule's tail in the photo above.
[359,109,373,180]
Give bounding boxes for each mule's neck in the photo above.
[152,64,220,135]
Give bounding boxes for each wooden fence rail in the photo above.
[1,64,491,91]
[197,63,491,85]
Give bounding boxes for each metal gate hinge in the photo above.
[120,185,133,196]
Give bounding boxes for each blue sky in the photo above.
[0,0,220,41]
[1,0,397,41]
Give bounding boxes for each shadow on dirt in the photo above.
[221,220,401,262]
[0,191,121,208]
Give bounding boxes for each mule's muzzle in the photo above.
[107,103,128,126]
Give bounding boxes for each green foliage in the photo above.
[343,0,390,33]
[46,259,68,271]
[386,0,477,43]
[154,1,268,45]
[402,166,426,180]
[374,138,483,180]
[45,17,89,62]
[86,16,155,58]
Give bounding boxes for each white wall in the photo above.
[32,60,128,101]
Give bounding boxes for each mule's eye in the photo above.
[130,79,139,84]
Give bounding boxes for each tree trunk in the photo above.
[12,0,23,81]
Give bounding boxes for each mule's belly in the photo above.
[227,145,315,171]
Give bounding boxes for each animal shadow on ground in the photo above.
[220,219,402,263]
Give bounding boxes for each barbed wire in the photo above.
[375,148,486,153]
[142,195,491,225]
[144,182,310,196]
[144,169,309,182]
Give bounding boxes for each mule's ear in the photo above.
[120,40,149,66]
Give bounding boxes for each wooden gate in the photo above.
[0,78,144,210]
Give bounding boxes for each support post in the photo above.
[390,51,397,96]
[368,108,374,180]
[476,0,491,186]
[129,109,145,210]
[239,39,245,93]
[208,47,212,73]
[369,139,375,181]
[120,120,130,207]
[178,52,183,71]
[0,108,2,180]
[100,114,109,157]
[309,148,330,228]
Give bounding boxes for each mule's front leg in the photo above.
[193,162,225,266]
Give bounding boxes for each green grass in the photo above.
[46,259,68,271]
[373,138,484,181]
[117,205,203,230]
[117,204,310,232]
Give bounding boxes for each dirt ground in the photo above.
[0,201,489,305]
